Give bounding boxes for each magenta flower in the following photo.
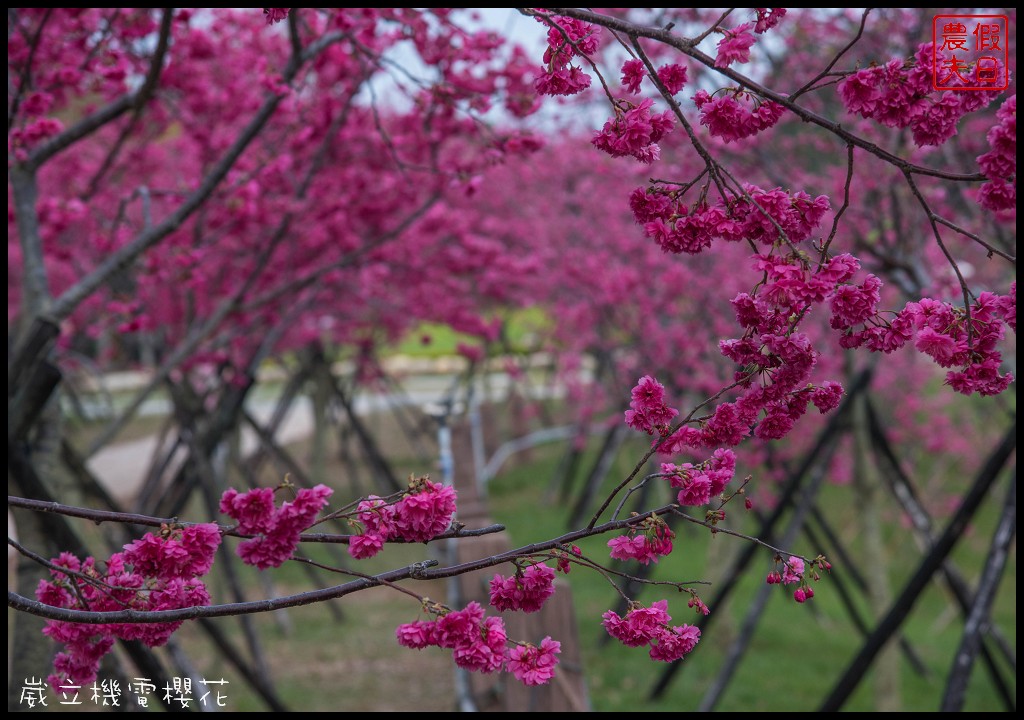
[608,521,674,565]
[624,375,679,434]
[810,382,844,414]
[222,484,333,569]
[621,58,646,94]
[754,8,787,33]
[649,625,700,662]
[348,532,385,559]
[656,63,688,94]
[534,66,591,96]
[507,637,561,685]
[395,620,439,649]
[781,556,805,585]
[592,99,674,164]
[453,616,508,674]
[603,600,672,647]
[436,601,487,649]
[489,562,556,613]
[219,486,275,534]
[393,478,457,542]
[829,275,882,330]
[715,23,756,67]
[263,8,289,25]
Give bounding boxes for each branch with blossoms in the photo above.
[525,8,1014,394]
[8,7,1015,709]
[10,454,826,692]
[528,8,1002,182]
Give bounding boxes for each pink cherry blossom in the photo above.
[649,625,701,662]
[624,375,679,434]
[607,519,674,564]
[393,478,457,542]
[754,8,787,33]
[222,484,333,569]
[781,556,805,585]
[656,63,688,95]
[621,58,646,94]
[395,620,439,649]
[715,23,757,68]
[489,562,557,613]
[592,99,674,164]
[263,8,289,25]
[507,637,561,685]
[602,599,672,647]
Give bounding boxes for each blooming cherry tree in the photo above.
[8,6,1015,711]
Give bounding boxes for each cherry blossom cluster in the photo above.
[489,561,557,612]
[631,183,830,255]
[624,374,679,435]
[804,252,1015,396]
[602,600,701,662]
[767,555,830,603]
[263,8,289,25]
[899,292,1015,396]
[618,257,856,451]
[219,484,333,569]
[715,23,757,68]
[660,448,738,506]
[694,89,786,143]
[9,117,64,158]
[507,637,563,686]
[670,256,855,444]
[347,476,458,559]
[592,98,675,164]
[667,339,840,448]
[976,95,1016,213]
[839,43,1004,147]
[8,9,156,133]
[620,58,689,96]
[396,601,561,686]
[533,14,600,97]
[753,8,787,34]
[36,524,222,688]
[607,515,675,565]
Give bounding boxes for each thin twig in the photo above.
[612,473,665,520]
[902,170,976,346]
[668,507,816,563]
[7,8,54,131]
[7,494,506,544]
[819,143,856,265]
[933,215,1016,264]
[791,9,871,101]
[631,39,728,199]
[587,368,756,530]
[691,9,735,47]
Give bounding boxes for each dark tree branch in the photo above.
[819,422,1016,711]
[81,8,175,198]
[7,8,53,131]
[530,8,991,182]
[940,474,1016,712]
[7,494,506,545]
[9,501,729,624]
[47,31,348,323]
[790,8,871,101]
